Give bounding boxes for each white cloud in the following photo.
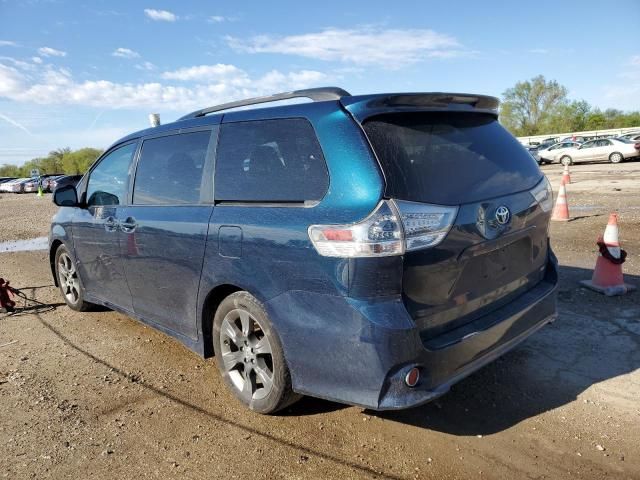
[0,56,36,71]
[38,47,67,57]
[0,64,25,95]
[0,40,18,47]
[144,8,177,22]
[135,61,156,71]
[529,48,549,55]
[32,57,43,64]
[161,64,246,81]
[112,47,140,59]
[0,61,328,111]
[227,27,462,68]
[208,15,226,23]
[629,55,640,67]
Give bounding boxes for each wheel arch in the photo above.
[49,239,63,287]
[201,283,243,358]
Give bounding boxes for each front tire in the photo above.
[55,245,91,311]
[609,152,623,163]
[212,291,300,414]
[560,155,573,166]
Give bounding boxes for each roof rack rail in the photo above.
[178,86,351,120]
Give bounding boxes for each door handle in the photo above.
[104,216,118,232]
[120,217,137,233]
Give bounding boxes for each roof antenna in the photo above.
[148,113,161,127]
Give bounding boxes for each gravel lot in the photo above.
[0,192,57,243]
[0,162,639,479]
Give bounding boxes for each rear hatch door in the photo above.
[361,110,549,339]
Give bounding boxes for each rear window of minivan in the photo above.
[363,112,542,205]
[215,118,329,203]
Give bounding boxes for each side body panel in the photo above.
[119,205,214,338]
[119,124,219,339]
[197,101,386,360]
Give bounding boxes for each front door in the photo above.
[72,142,137,312]
[120,129,216,338]
[574,141,597,162]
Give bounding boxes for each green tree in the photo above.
[62,148,102,174]
[500,75,568,136]
[585,110,607,130]
[0,164,21,177]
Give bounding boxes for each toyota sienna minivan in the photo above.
[49,87,558,413]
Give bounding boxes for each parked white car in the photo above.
[619,132,640,142]
[557,138,640,165]
[537,141,582,163]
[0,177,29,193]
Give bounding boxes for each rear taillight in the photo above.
[634,142,640,150]
[308,200,458,258]
[530,177,553,212]
[394,200,458,251]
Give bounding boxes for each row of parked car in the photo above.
[526,131,640,166]
[0,174,82,194]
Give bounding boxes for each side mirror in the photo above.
[53,184,79,207]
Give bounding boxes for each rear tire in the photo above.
[609,152,623,163]
[212,291,300,414]
[55,245,92,311]
[560,155,573,166]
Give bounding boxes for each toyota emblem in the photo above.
[495,206,511,225]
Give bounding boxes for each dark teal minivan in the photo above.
[49,88,558,413]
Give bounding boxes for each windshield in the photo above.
[363,112,542,205]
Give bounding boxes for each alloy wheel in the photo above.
[58,252,80,304]
[219,308,274,402]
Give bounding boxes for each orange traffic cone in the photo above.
[561,164,571,184]
[551,183,570,221]
[580,213,636,296]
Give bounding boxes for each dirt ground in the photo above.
[0,162,639,480]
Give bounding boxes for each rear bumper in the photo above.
[378,267,557,409]
[267,252,558,410]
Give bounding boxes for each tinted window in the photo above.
[364,112,542,205]
[86,143,136,207]
[215,119,328,202]
[134,131,212,205]
[582,141,597,149]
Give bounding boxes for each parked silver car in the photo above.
[557,138,640,165]
[0,177,30,193]
[23,178,41,193]
[537,141,582,163]
[619,132,640,142]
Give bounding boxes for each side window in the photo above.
[214,118,329,202]
[133,131,212,205]
[582,141,596,149]
[599,139,612,146]
[86,143,136,207]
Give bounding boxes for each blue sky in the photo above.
[1,0,639,165]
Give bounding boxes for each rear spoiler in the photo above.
[340,92,500,123]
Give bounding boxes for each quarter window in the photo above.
[133,131,212,205]
[86,143,136,207]
[214,119,329,203]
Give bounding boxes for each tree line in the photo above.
[500,75,640,137]
[0,147,103,178]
